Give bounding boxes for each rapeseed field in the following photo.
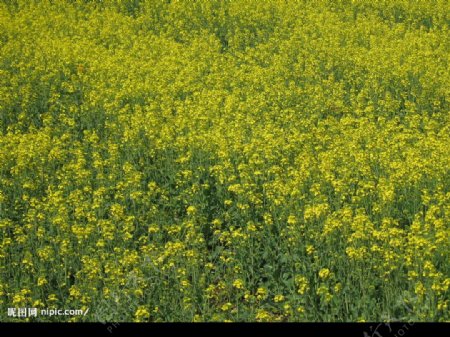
[0,0,449,322]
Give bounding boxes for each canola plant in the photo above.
[0,0,449,322]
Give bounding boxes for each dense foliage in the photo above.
[0,0,449,322]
